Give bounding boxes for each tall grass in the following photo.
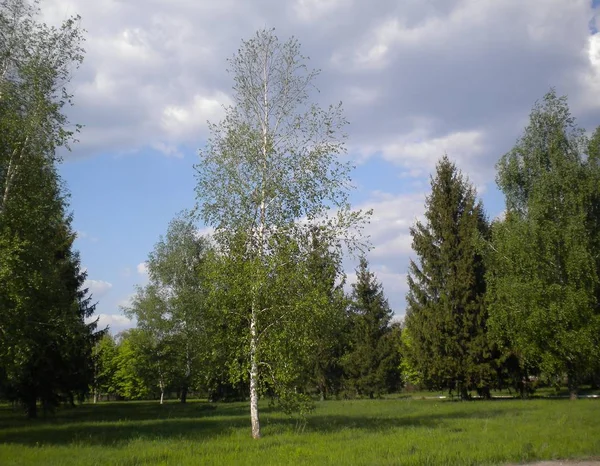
[0,398,598,465]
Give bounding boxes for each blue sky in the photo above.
[45,0,600,332]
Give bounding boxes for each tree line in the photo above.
[0,0,99,418]
[0,1,599,440]
[404,91,600,402]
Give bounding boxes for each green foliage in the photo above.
[91,334,119,401]
[405,156,497,398]
[0,0,95,416]
[342,257,401,398]
[193,28,369,436]
[488,90,600,396]
[111,331,153,401]
[123,214,213,402]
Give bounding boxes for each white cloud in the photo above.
[137,262,149,275]
[340,191,427,315]
[161,92,231,139]
[88,313,135,334]
[117,293,136,309]
[353,127,489,184]
[294,0,350,22]
[358,191,425,259]
[84,279,113,298]
[337,0,591,71]
[34,0,599,175]
[577,34,600,112]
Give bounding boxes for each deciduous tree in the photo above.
[194,29,368,438]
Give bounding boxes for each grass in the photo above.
[0,397,598,465]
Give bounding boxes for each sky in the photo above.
[39,0,600,333]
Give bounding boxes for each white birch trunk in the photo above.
[249,308,260,438]
[249,43,271,440]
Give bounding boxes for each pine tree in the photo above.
[342,257,400,398]
[405,156,495,399]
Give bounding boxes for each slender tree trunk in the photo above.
[1,138,28,214]
[93,390,98,404]
[159,379,164,405]
[181,344,191,404]
[567,372,578,400]
[247,43,270,440]
[26,397,37,419]
[181,385,188,404]
[249,308,261,438]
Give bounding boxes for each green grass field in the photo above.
[0,397,598,465]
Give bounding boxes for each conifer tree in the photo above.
[342,257,400,398]
[405,156,495,399]
[0,0,97,416]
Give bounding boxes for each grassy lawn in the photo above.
[0,398,598,465]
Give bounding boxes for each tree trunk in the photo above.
[480,386,491,400]
[180,385,188,404]
[93,391,98,404]
[159,379,164,405]
[26,398,37,419]
[249,309,261,439]
[567,370,578,400]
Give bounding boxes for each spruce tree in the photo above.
[405,156,495,399]
[342,257,400,398]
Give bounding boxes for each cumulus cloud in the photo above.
[84,279,113,298]
[88,313,135,334]
[37,0,599,178]
[38,0,600,316]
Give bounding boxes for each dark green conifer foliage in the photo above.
[343,257,400,398]
[405,156,495,399]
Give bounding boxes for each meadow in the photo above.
[0,396,598,466]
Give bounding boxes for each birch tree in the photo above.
[194,29,368,438]
[488,91,600,399]
[124,215,212,403]
[0,0,84,214]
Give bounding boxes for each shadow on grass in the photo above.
[0,399,534,447]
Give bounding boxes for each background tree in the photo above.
[405,156,496,399]
[194,28,368,438]
[303,228,350,401]
[0,0,97,417]
[488,90,600,399]
[342,257,400,398]
[91,333,119,403]
[0,0,84,213]
[124,214,212,403]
